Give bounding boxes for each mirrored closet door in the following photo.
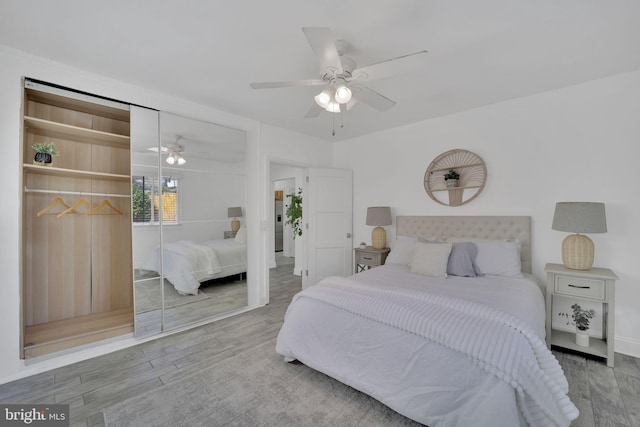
[132,112,248,335]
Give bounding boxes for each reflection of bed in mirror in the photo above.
[140,235,247,295]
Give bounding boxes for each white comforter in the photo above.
[141,239,247,295]
[276,265,578,427]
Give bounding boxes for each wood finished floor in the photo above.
[1,254,639,427]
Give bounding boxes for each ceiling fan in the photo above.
[147,137,187,165]
[249,27,428,118]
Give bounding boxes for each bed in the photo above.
[140,237,247,295]
[276,216,578,427]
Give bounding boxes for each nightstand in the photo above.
[224,230,237,239]
[545,263,617,367]
[354,246,390,273]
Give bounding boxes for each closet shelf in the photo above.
[25,87,130,122]
[24,163,130,182]
[24,116,130,148]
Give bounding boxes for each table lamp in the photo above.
[228,207,242,232]
[552,202,607,270]
[366,206,392,249]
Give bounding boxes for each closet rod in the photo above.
[24,187,131,198]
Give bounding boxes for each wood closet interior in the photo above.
[21,80,133,358]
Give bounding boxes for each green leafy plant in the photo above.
[443,169,460,181]
[559,303,595,331]
[131,183,152,221]
[32,142,59,156]
[285,188,303,239]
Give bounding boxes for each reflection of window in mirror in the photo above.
[132,175,180,225]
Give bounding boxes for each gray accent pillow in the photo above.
[446,242,478,277]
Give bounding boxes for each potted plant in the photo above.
[444,169,460,188]
[285,188,303,239]
[559,303,595,347]
[32,142,59,166]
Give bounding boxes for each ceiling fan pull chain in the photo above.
[332,111,336,136]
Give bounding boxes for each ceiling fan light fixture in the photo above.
[325,101,341,113]
[314,88,332,108]
[165,152,186,165]
[334,83,352,104]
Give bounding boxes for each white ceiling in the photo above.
[2,0,639,142]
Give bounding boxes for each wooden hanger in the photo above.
[56,197,94,218]
[37,196,71,217]
[85,198,123,216]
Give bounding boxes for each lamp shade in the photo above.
[552,202,607,233]
[227,207,242,218]
[366,207,392,226]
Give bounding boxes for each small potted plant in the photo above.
[32,142,59,166]
[444,169,460,188]
[559,303,595,347]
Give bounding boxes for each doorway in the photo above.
[270,164,303,276]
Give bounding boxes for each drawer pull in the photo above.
[363,256,373,260]
[568,284,590,289]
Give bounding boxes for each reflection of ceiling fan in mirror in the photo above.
[249,27,428,118]
[147,137,187,165]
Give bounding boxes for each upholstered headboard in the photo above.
[396,216,532,274]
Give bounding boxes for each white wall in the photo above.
[0,46,273,384]
[333,69,640,357]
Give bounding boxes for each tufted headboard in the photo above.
[396,216,532,274]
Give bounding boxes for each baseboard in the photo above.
[614,335,640,358]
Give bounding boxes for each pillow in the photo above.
[410,242,452,278]
[473,241,523,278]
[446,242,478,277]
[386,237,417,265]
[234,226,246,244]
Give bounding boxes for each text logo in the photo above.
[1,405,69,426]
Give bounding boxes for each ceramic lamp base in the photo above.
[371,226,387,249]
[562,234,594,270]
[231,219,240,232]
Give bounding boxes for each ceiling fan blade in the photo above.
[147,146,170,154]
[302,27,343,75]
[304,102,324,118]
[350,84,396,112]
[351,50,428,82]
[250,79,325,89]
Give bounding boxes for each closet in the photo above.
[21,79,133,358]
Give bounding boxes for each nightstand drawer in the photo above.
[356,251,381,266]
[555,275,605,300]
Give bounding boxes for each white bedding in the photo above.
[276,265,578,427]
[141,239,247,295]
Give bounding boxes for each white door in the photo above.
[303,168,353,288]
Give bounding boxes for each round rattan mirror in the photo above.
[424,149,487,206]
